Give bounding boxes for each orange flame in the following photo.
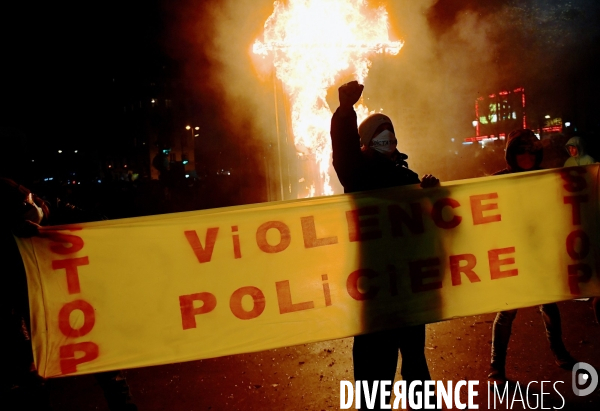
[254,0,403,197]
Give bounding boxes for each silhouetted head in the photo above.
[505,129,543,171]
[358,113,397,158]
[0,177,47,224]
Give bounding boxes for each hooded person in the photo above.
[494,128,543,175]
[563,137,599,340]
[331,83,438,193]
[487,129,577,386]
[330,81,439,410]
[0,178,137,411]
[0,178,52,409]
[564,136,595,167]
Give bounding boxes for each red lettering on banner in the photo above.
[566,229,590,260]
[51,257,90,294]
[321,274,332,306]
[388,203,425,236]
[229,286,266,320]
[450,254,481,286]
[46,229,101,372]
[346,206,382,242]
[568,264,593,294]
[231,226,242,259]
[47,231,84,255]
[179,293,217,330]
[563,195,588,225]
[184,228,219,263]
[275,280,314,313]
[301,216,338,248]
[346,269,380,300]
[256,221,291,253]
[431,198,462,229]
[489,247,518,280]
[60,342,99,375]
[58,300,96,338]
[560,167,587,192]
[470,193,501,225]
[409,258,442,293]
[561,168,591,295]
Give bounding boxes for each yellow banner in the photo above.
[16,165,600,378]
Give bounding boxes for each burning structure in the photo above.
[253,0,403,199]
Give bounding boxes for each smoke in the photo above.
[205,0,505,183]
[167,0,600,192]
[364,0,504,179]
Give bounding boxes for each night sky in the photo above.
[3,1,164,143]
[2,0,600,187]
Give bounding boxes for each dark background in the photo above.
[1,0,599,217]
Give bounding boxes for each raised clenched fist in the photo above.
[338,80,364,109]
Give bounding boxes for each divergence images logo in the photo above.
[572,362,598,397]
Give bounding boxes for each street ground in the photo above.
[45,300,600,411]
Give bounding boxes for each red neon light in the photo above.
[464,135,508,142]
[464,136,488,142]
[522,87,527,129]
[475,100,480,136]
[471,87,526,140]
[542,126,563,133]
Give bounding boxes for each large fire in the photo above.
[253,0,402,197]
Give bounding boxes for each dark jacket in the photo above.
[330,107,420,193]
[0,178,42,319]
[494,129,543,176]
[0,178,105,330]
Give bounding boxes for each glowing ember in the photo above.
[254,0,402,197]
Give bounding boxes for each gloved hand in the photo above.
[338,80,364,109]
[13,220,41,238]
[420,174,440,188]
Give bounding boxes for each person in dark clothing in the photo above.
[331,82,438,193]
[0,179,52,410]
[487,129,577,385]
[330,80,439,410]
[0,178,137,411]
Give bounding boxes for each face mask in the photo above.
[370,130,397,155]
[24,202,44,224]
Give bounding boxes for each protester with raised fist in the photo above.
[330,81,439,410]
